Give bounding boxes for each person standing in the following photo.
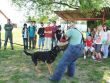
[4,19,14,50]
[38,22,45,50]
[44,23,52,50]
[56,25,62,43]
[51,21,58,49]
[33,21,37,48]
[101,25,109,59]
[91,28,97,39]
[49,23,84,82]
[86,28,92,37]
[22,23,28,49]
[0,25,1,49]
[107,30,110,57]
[28,21,36,49]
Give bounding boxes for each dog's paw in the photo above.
[35,67,41,73]
[36,69,41,73]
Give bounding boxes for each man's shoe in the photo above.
[84,56,86,59]
[11,48,14,50]
[103,56,108,59]
[92,56,95,60]
[4,48,6,50]
[49,77,59,83]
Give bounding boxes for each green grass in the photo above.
[0,28,110,83]
[0,47,110,83]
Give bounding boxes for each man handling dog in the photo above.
[49,23,84,82]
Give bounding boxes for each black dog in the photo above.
[24,46,61,74]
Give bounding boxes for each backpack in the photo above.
[28,26,36,32]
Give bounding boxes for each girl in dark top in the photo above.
[22,23,28,49]
[56,25,62,42]
[38,22,45,50]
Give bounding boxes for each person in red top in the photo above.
[44,23,53,50]
[84,36,95,59]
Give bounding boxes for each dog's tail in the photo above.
[24,50,33,56]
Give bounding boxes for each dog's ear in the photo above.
[55,46,61,51]
[24,49,26,52]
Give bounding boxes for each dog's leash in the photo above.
[1,40,23,46]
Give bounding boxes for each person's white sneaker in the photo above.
[106,79,110,83]
[92,56,95,60]
[103,56,108,59]
[84,56,86,59]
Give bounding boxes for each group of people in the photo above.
[22,21,36,50]
[22,21,62,50]
[0,22,84,82]
[49,23,110,82]
[0,19,63,51]
[83,25,110,61]
[0,19,110,82]
[0,20,110,61]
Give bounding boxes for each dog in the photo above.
[24,46,61,74]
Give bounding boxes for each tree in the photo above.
[11,0,110,25]
[11,0,110,12]
[11,0,110,17]
[11,0,80,16]
[37,16,48,23]
[26,16,37,22]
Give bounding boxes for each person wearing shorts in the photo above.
[94,25,103,61]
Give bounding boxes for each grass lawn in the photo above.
[0,28,110,83]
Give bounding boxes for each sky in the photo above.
[0,0,87,31]
[0,0,24,26]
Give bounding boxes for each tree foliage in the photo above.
[11,0,110,12]
[11,0,80,16]
[11,0,110,17]
[11,0,110,25]
[27,16,37,22]
[37,16,48,23]
[11,0,79,10]
[26,15,58,23]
